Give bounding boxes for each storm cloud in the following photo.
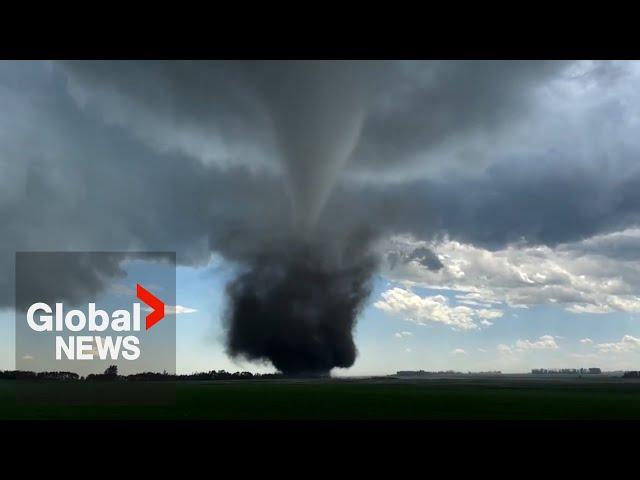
[3,60,640,372]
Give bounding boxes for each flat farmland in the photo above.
[2,375,640,420]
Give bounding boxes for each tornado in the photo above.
[224,62,379,375]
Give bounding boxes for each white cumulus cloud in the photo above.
[375,287,501,331]
[515,335,559,351]
[594,335,640,353]
[381,230,640,316]
[144,305,198,315]
[394,331,413,339]
[497,335,559,354]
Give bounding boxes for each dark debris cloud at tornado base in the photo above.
[224,237,378,375]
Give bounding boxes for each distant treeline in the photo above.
[396,370,504,377]
[396,370,465,377]
[0,370,80,381]
[0,366,283,381]
[622,371,640,378]
[531,368,602,374]
[127,370,284,381]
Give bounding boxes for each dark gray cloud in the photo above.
[323,153,640,251]
[59,61,573,180]
[15,252,127,311]
[386,246,443,271]
[0,62,289,308]
[408,247,444,271]
[351,61,570,172]
[61,61,386,232]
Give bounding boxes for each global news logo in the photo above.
[25,284,165,361]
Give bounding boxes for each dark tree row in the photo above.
[0,366,283,381]
[0,370,79,380]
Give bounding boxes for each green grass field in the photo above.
[2,378,640,420]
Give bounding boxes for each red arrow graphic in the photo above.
[136,283,165,330]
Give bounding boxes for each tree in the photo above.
[104,365,118,377]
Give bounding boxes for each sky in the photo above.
[2,60,640,374]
